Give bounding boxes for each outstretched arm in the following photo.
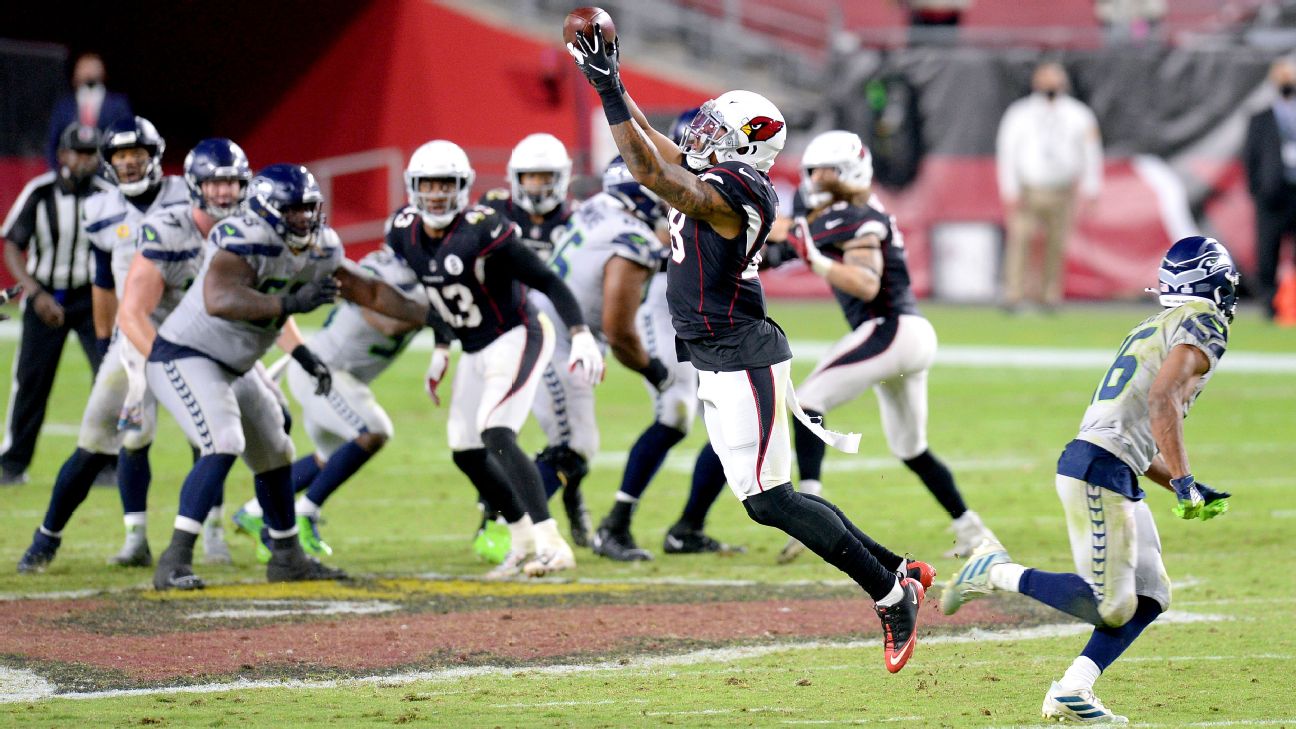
[335,260,428,327]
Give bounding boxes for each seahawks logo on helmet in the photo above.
[1154,236,1240,322]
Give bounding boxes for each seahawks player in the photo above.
[404,140,601,578]
[571,29,929,672]
[233,246,426,559]
[782,130,997,563]
[15,123,197,574]
[145,163,429,590]
[478,133,594,545]
[942,236,1237,723]
[525,156,667,562]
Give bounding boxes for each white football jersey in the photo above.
[548,192,660,338]
[308,246,426,384]
[1077,299,1228,474]
[157,214,343,373]
[135,206,207,327]
[82,176,189,298]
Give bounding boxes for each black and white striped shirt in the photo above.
[1,172,105,291]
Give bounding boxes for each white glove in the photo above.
[425,346,450,406]
[791,216,834,278]
[117,338,148,432]
[568,329,605,387]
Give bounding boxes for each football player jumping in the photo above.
[942,236,1238,724]
[399,140,603,579]
[569,25,932,672]
[781,130,998,563]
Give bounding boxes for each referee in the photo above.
[0,123,108,485]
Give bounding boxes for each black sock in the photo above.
[166,529,198,565]
[744,483,896,600]
[604,499,635,533]
[793,410,826,482]
[482,428,551,522]
[903,450,967,518]
[453,449,524,523]
[679,443,726,530]
[802,493,904,571]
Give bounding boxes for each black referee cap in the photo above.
[59,123,102,153]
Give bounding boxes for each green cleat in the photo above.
[474,517,511,565]
[297,514,333,558]
[232,507,271,564]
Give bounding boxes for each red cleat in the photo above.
[905,559,936,591]
[875,577,925,674]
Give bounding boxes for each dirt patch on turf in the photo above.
[0,579,1047,693]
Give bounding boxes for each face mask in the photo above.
[1281,83,1296,99]
[1043,89,1058,101]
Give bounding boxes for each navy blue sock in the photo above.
[177,454,237,523]
[620,423,686,500]
[305,441,374,508]
[254,464,296,532]
[679,443,726,530]
[42,448,114,532]
[1019,568,1104,626]
[536,457,563,500]
[117,445,151,514]
[291,454,322,494]
[1081,596,1162,670]
[903,450,967,519]
[793,411,826,482]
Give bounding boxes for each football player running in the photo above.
[232,246,427,561]
[780,130,998,563]
[398,140,602,578]
[569,26,931,672]
[528,156,668,562]
[941,236,1238,724]
[15,123,202,574]
[146,163,429,590]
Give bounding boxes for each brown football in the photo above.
[563,6,616,46]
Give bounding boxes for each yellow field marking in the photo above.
[140,577,639,602]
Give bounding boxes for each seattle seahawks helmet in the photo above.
[507,133,571,216]
[248,164,323,252]
[799,130,873,211]
[603,155,664,225]
[1154,236,1240,322]
[678,90,786,173]
[183,138,251,220]
[405,140,475,229]
[101,116,165,197]
[671,107,702,146]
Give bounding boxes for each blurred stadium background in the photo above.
[3,0,1295,308]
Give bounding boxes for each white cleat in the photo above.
[1041,682,1129,724]
[484,549,532,580]
[945,509,997,558]
[202,521,233,565]
[940,539,1010,615]
[776,536,807,564]
[523,543,576,577]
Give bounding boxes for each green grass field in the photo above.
[0,299,1292,726]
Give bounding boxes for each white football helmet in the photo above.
[799,130,873,210]
[679,90,786,173]
[405,140,475,229]
[507,133,572,216]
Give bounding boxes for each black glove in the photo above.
[291,345,332,396]
[281,277,339,316]
[639,357,674,393]
[567,24,621,94]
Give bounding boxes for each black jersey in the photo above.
[809,200,919,328]
[386,204,533,354]
[665,161,791,371]
[479,188,572,260]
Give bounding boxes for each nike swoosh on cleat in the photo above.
[886,640,914,669]
[665,536,684,550]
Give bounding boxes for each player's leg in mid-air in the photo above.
[698,362,932,672]
[786,314,996,563]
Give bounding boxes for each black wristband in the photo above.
[290,344,320,370]
[638,357,670,389]
[599,86,631,126]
